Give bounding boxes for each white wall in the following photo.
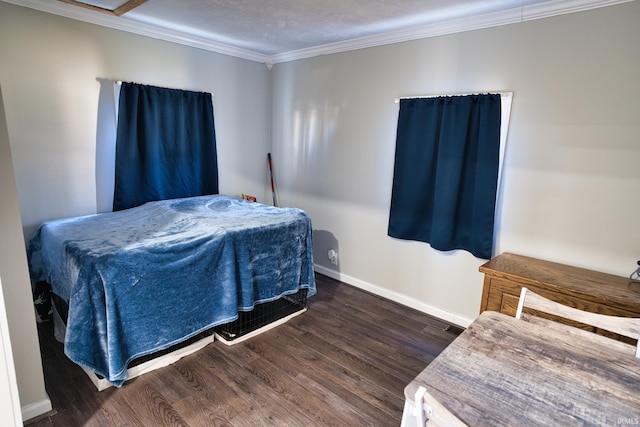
[271,1,640,326]
[0,2,270,418]
[0,84,50,419]
[0,3,272,241]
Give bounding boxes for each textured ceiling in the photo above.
[121,0,551,55]
[3,0,632,62]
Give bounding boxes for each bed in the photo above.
[27,195,316,388]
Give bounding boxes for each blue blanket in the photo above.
[27,195,316,386]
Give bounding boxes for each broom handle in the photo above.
[267,153,277,206]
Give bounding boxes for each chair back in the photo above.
[516,287,640,357]
[414,386,467,427]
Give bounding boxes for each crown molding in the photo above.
[2,0,634,67]
[270,7,525,64]
[270,0,635,64]
[0,0,269,63]
[522,0,634,20]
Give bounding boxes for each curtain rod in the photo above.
[394,91,512,103]
[108,79,213,96]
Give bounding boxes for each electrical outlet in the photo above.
[328,249,338,266]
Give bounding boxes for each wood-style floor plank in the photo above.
[26,274,462,426]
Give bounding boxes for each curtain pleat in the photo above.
[388,94,501,259]
[113,83,218,211]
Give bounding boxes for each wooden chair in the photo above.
[412,386,467,427]
[516,287,640,358]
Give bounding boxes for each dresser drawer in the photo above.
[479,253,640,342]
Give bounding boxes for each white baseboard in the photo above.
[22,398,53,423]
[313,264,473,328]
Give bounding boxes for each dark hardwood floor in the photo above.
[27,274,462,426]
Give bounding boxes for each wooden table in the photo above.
[403,311,640,426]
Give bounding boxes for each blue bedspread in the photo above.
[27,195,315,386]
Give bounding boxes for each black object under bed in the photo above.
[37,282,307,371]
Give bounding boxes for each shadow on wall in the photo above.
[312,230,340,273]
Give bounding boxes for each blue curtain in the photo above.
[113,83,218,211]
[388,94,501,259]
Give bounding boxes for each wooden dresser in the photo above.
[479,252,640,340]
